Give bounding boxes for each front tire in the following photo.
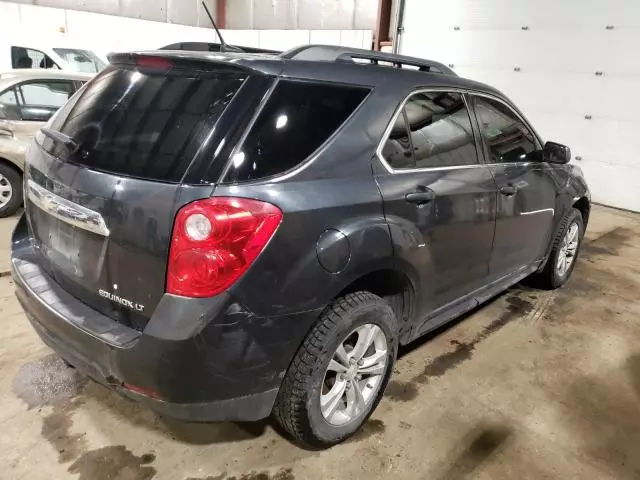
[273,291,398,447]
[533,208,584,289]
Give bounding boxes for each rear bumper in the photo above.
[12,215,319,422]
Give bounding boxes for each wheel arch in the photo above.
[337,268,415,338]
[573,196,590,227]
[0,156,24,176]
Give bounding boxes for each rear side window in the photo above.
[43,67,246,182]
[381,91,478,170]
[0,88,20,120]
[18,80,76,121]
[224,80,369,182]
[11,46,59,69]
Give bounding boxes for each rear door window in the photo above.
[11,46,59,69]
[0,88,21,120]
[43,67,246,182]
[224,79,369,182]
[380,91,478,170]
[17,80,75,121]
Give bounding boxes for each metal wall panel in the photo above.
[8,0,119,15]
[400,0,640,211]
[225,0,377,29]
[226,0,254,29]
[298,0,355,29]
[167,0,198,26]
[3,0,216,27]
[253,0,295,29]
[119,0,166,22]
[354,0,377,30]
[3,0,376,29]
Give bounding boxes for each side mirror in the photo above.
[543,141,571,164]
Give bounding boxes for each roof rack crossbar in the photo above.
[280,45,456,76]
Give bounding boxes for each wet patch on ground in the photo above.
[416,294,535,383]
[553,226,638,305]
[68,445,157,480]
[186,468,294,480]
[42,398,87,463]
[12,353,86,409]
[581,227,634,258]
[386,293,535,401]
[431,425,513,480]
[12,353,89,463]
[418,340,474,379]
[344,418,386,443]
[385,380,419,401]
[185,475,227,480]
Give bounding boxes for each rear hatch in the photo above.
[24,54,254,330]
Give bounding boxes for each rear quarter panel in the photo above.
[217,175,392,317]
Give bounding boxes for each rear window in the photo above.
[223,79,369,182]
[43,67,246,182]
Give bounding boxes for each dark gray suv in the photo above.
[11,45,590,446]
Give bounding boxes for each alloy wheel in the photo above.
[0,174,13,207]
[557,222,579,277]
[320,323,388,426]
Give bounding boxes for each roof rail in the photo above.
[280,45,456,76]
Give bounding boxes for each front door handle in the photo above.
[500,185,518,196]
[405,186,436,205]
[0,127,12,137]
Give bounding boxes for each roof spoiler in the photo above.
[107,51,257,73]
[281,44,456,76]
[159,42,280,55]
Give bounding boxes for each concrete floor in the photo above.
[1,205,639,480]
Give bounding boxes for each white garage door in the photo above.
[399,0,640,212]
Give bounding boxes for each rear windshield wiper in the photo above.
[40,128,79,153]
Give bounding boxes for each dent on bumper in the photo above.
[11,216,320,421]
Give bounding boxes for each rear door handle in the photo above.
[499,185,518,196]
[405,186,436,205]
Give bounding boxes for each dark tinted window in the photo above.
[224,80,369,182]
[43,67,245,182]
[382,92,478,169]
[472,96,537,163]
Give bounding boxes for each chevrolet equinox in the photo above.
[11,45,590,446]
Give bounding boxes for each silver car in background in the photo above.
[0,69,91,216]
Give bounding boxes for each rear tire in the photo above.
[273,291,398,447]
[531,208,584,289]
[0,163,22,218]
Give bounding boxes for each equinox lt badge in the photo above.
[98,289,145,312]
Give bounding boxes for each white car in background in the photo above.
[0,34,107,73]
[0,69,92,217]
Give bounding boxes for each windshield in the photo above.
[52,48,107,73]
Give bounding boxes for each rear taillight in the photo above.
[166,197,282,298]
